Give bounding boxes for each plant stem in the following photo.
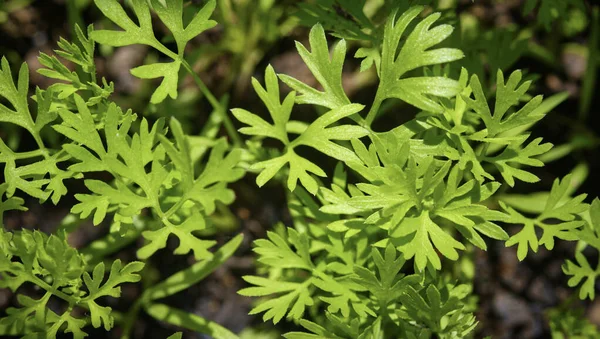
[163,197,187,220]
[147,37,243,147]
[29,274,78,305]
[28,131,50,161]
[11,148,47,160]
[579,6,599,121]
[181,60,243,147]
[121,298,143,339]
[365,89,384,127]
[66,0,84,35]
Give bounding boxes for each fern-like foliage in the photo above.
[547,298,600,337]
[523,0,586,30]
[233,65,368,194]
[1,1,599,338]
[91,0,216,103]
[562,198,600,300]
[235,3,600,337]
[0,1,245,337]
[38,24,113,105]
[502,174,588,260]
[0,226,142,337]
[295,0,377,42]
[237,6,464,195]
[322,157,508,271]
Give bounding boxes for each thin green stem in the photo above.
[162,197,187,220]
[181,60,243,147]
[29,131,50,160]
[48,303,74,335]
[146,37,243,147]
[121,298,144,339]
[29,274,78,305]
[66,0,84,35]
[478,143,490,158]
[365,89,384,127]
[579,7,599,121]
[153,201,177,229]
[11,148,47,160]
[89,65,97,84]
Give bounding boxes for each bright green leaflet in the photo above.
[91,0,216,104]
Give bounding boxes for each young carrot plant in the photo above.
[1,0,599,338]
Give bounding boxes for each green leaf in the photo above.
[278,24,351,110]
[167,333,183,339]
[322,159,503,270]
[547,300,600,338]
[393,211,466,271]
[232,65,293,144]
[235,65,367,194]
[0,293,54,336]
[464,70,546,137]
[313,273,374,319]
[352,245,419,307]
[371,7,463,117]
[291,104,367,161]
[387,76,463,113]
[186,139,244,214]
[480,27,529,73]
[82,260,144,330]
[37,25,105,104]
[561,198,600,300]
[0,229,143,337]
[0,183,26,226]
[429,69,556,185]
[399,284,477,337]
[523,0,586,30]
[58,97,170,228]
[91,0,155,47]
[563,251,597,300]
[38,53,86,97]
[284,319,344,338]
[0,63,66,201]
[143,234,243,301]
[504,174,588,260]
[150,0,217,49]
[145,303,238,339]
[295,0,374,42]
[0,58,36,134]
[130,61,181,104]
[55,24,95,72]
[159,118,193,185]
[137,212,216,260]
[238,228,316,324]
[53,94,110,165]
[91,0,217,103]
[253,149,325,194]
[485,137,551,187]
[252,229,313,270]
[240,276,315,324]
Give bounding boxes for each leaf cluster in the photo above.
[235,2,600,337]
[1,0,600,338]
[1,1,246,337]
[0,226,142,337]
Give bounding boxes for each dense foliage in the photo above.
[0,0,599,338]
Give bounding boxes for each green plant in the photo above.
[1,0,244,337]
[1,0,599,338]
[235,3,600,339]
